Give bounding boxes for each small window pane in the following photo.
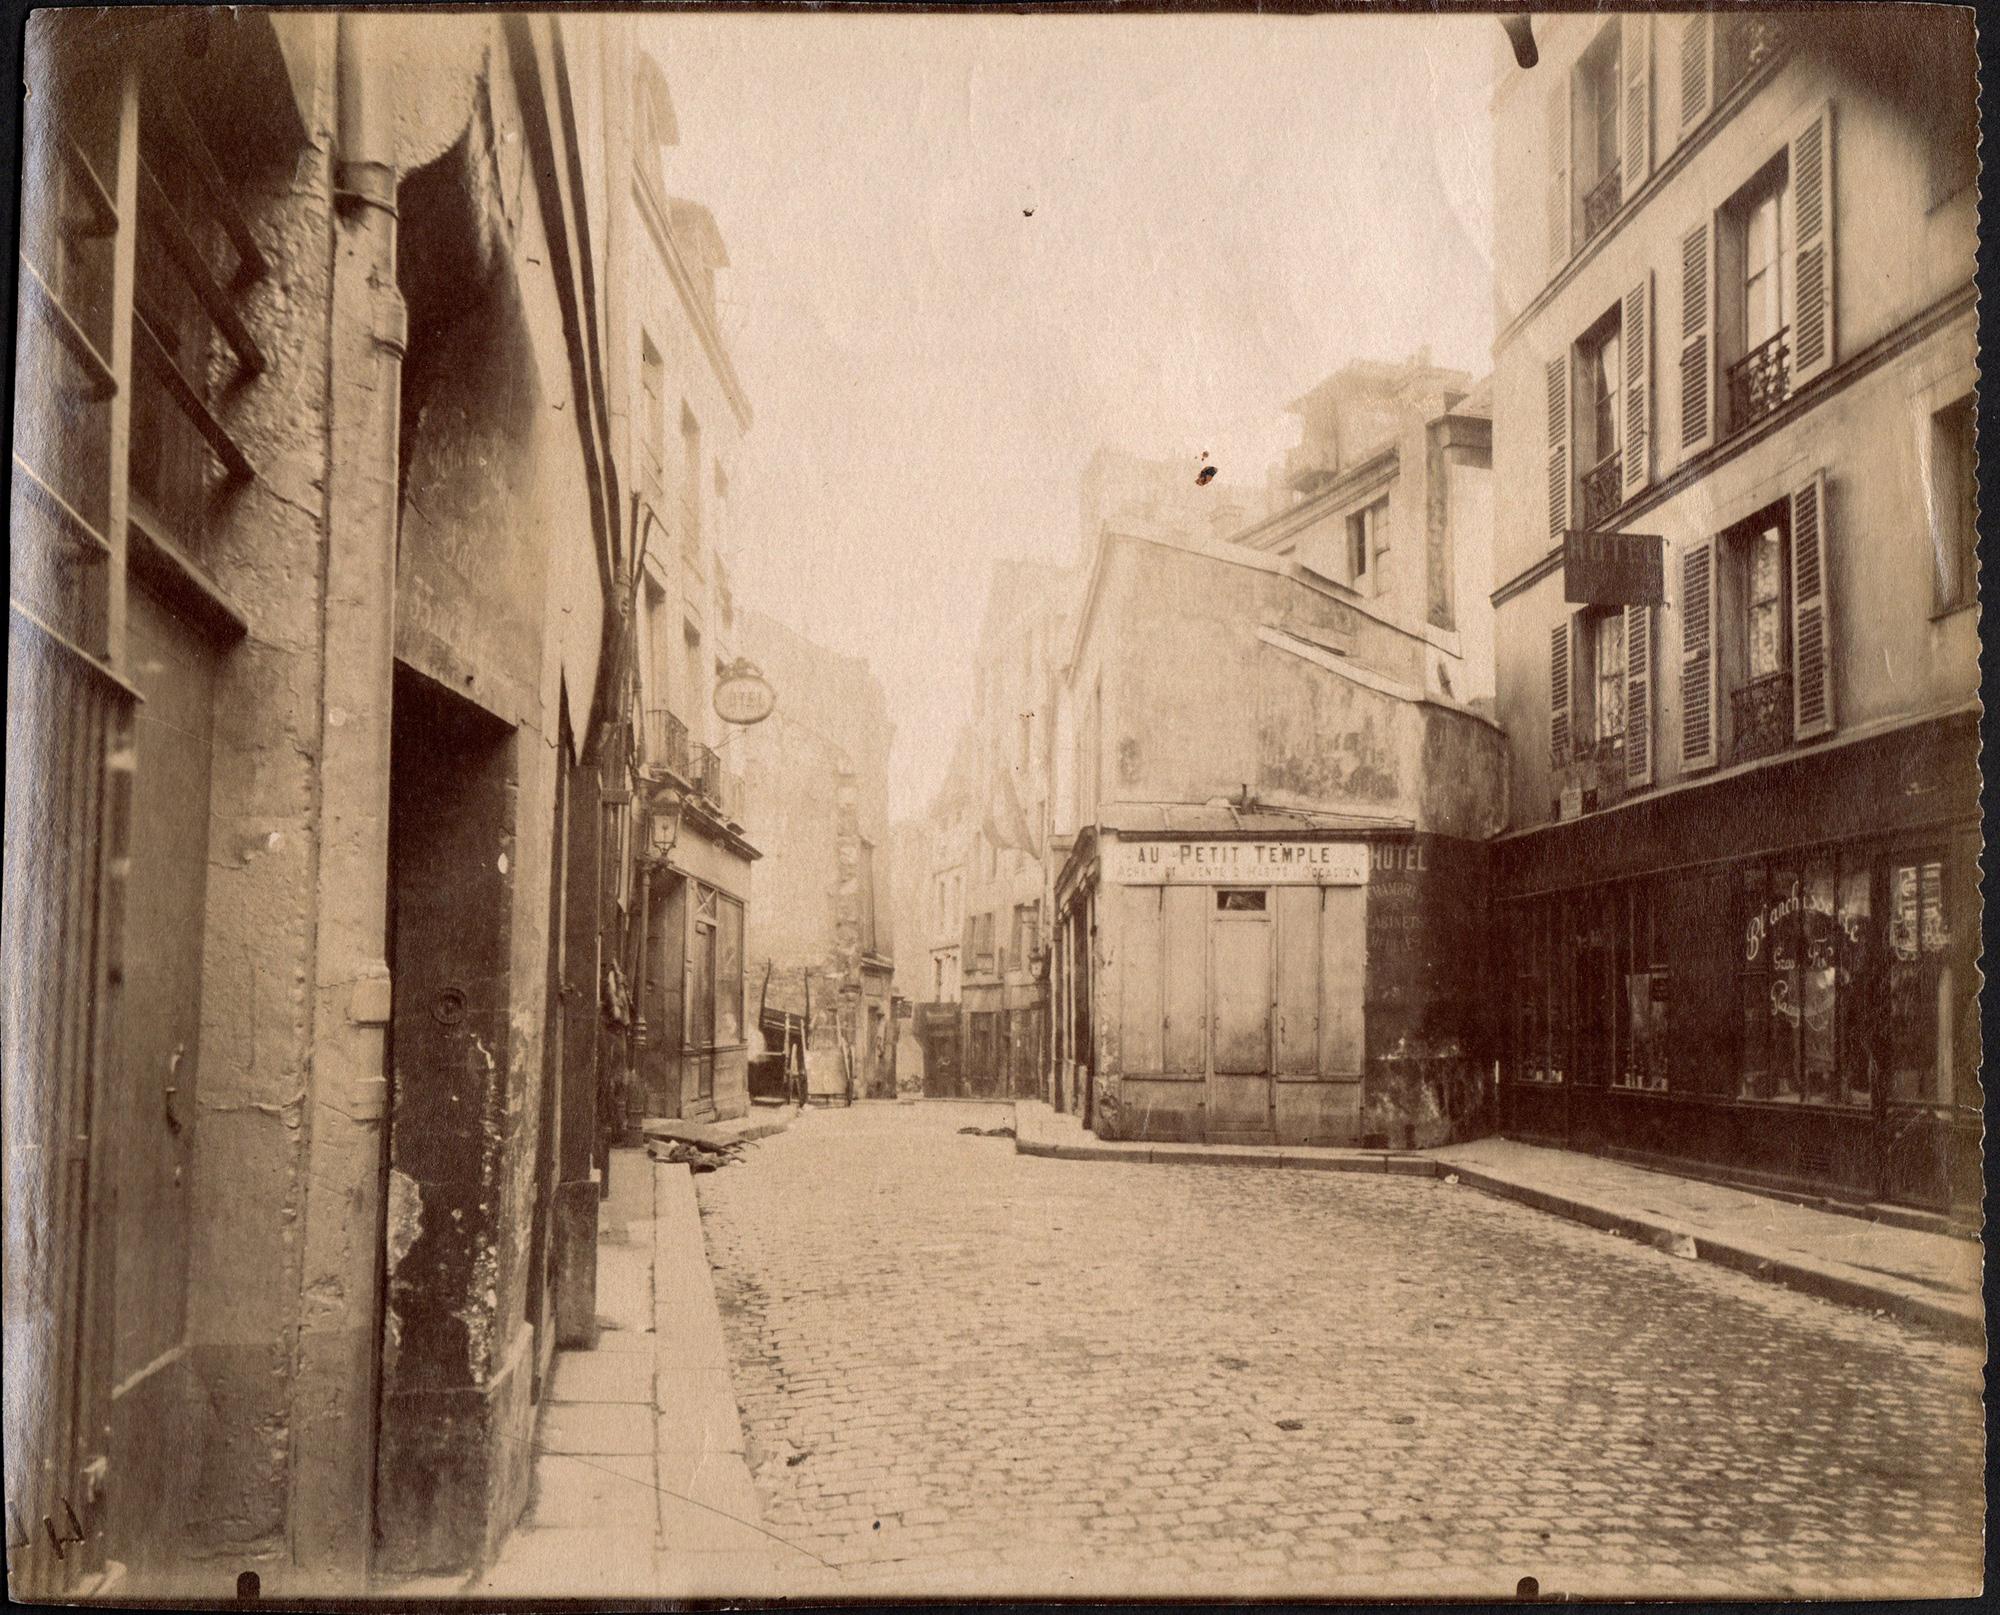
[1217,889,1267,912]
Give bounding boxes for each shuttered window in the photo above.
[1678,538,1718,770]
[1623,602,1654,787]
[1620,13,1652,203]
[1545,79,1570,281]
[1677,13,1711,138]
[1789,471,1834,739]
[1620,274,1652,499]
[1548,617,1572,771]
[1545,352,1570,540]
[1788,104,1836,387]
[1678,219,1713,454]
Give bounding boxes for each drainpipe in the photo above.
[289,11,406,1590]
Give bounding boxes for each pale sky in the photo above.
[654,11,1501,820]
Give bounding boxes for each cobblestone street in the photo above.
[698,1102,1984,1599]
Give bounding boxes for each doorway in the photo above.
[1208,888,1274,1139]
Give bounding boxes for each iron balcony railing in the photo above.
[643,707,691,779]
[1579,450,1623,530]
[1730,669,1793,764]
[1727,328,1791,435]
[1720,13,1785,93]
[1581,163,1621,246]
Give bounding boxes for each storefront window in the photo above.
[1835,864,1875,1107]
[1889,850,1951,1102]
[1510,897,1563,1084]
[1614,881,1668,1090]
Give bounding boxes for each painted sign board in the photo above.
[713,661,776,726]
[1107,839,1369,886]
[1563,530,1664,605]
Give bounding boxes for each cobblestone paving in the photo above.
[697,1102,1985,1599]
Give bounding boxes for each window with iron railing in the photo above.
[1717,12,1785,96]
[644,707,690,778]
[1581,163,1621,247]
[1726,329,1791,435]
[1579,451,1623,531]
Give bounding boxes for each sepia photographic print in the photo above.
[2,1,1988,1603]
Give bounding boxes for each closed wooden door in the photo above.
[1209,893,1273,1138]
[1275,887,1321,1075]
[1161,885,1206,1074]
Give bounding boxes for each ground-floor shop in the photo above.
[1497,710,1980,1216]
[1052,822,1496,1147]
[635,814,756,1124]
[914,983,1046,1100]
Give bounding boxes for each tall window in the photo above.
[1576,312,1622,527]
[680,403,702,568]
[1721,156,1791,433]
[1589,609,1626,749]
[1575,26,1622,245]
[1931,396,1977,613]
[1345,497,1386,590]
[639,335,665,511]
[858,839,878,954]
[1745,523,1787,681]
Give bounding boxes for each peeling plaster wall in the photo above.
[174,15,341,1571]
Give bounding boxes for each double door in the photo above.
[1127,882,1365,1142]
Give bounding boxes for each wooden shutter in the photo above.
[1546,352,1570,541]
[1677,13,1712,138]
[1545,77,1571,281]
[1624,602,1654,787]
[1789,102,1836,386]
[1679,538,1718,770]
[1620,12,1652,202]
[1790,471,1835,739]
[1678,219,1714,456]
[1549,617,1572,769]
[1621,273,1652,499]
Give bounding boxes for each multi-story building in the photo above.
[615,28,761,1129]
[1233,356,1497,711]
[1048,378,1507,1145]
[3,9,661,1594]
[735,608,897,1103]
[922,559,1075,1099]
[1487,9,1979,1213]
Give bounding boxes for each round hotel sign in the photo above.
[713,659,776,726]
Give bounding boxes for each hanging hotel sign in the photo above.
[1107,839,1369,886]
[1563,530,1664,605]
[713,659,776,726]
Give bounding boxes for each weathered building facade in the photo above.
[3,9,735,1596]
[917,560,1075,1100]
[737,609,897,1104]
[1487,10,1979,1213]
[1049,520,1508,1147]
[614,26,760,1130]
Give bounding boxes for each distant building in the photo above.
[916,559,1074,1099]
[1232,358,1496,713]
[736,609,897,1103]
[1048,499,1508,1146]
[1487,10,1979,1212]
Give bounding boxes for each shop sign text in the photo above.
[1107,839,1368,886]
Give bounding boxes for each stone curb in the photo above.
[1015,1118,1983,1345]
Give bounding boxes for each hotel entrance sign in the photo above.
[1563,530,1664,605]
[1107,839,1369,885]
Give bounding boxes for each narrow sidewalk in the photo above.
[1015,1101,1983,1343]
[471,1135,832,1599]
